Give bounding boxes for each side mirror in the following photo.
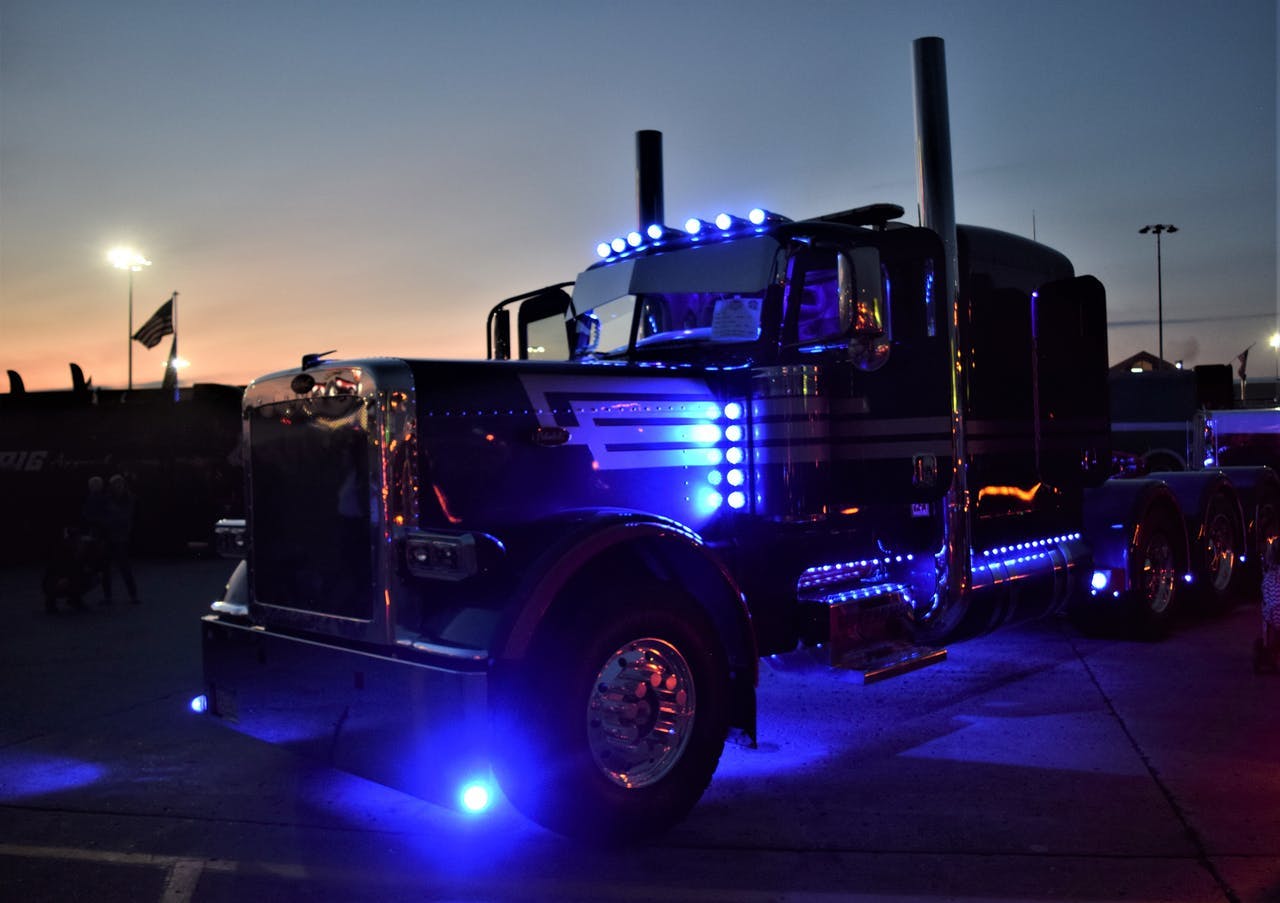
[491,309,512,360]
[839,247,891,371]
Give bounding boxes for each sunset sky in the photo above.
[1,0,1276,391]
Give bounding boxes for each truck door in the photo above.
[751,230,953,531]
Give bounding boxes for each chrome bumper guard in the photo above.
[200,614,491,808]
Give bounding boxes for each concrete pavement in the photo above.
[1,557,1278,901]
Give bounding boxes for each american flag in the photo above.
[132,296,175,349]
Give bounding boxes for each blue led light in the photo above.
[610,237,626,253]
[189,695,208,714]
[725,446,744,465]
[726,468,744,487]
[1090,571,1110,591]
[979,533,1082,557]
[596,242,611,259]
[727,491,746,510]
[748,208,766,225]
[703,403,722,420]
[705,448,724,466]
[724,402,743,420]
[704,489,724,512]
[715,213,733,230]
[627,231,642,248]
[690,424,723,443]
[460,781,493,813]
[708,470,723,486]
[685,218,703,235]
[725,424,744,443]
[647,223,664,240]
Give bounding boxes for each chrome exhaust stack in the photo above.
[913,36,972,636]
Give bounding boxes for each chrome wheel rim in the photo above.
[1138,531,1177,614]
[587,637,695,789]
[1204,512,1236,593]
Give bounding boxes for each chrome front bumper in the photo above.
[200,614,491,808]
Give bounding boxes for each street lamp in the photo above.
[1138,224,1178,367]
[108,247,152,391]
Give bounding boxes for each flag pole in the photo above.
[171,292,180,401]
[127,270,133,392]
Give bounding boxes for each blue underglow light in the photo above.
[189,695,208,714]
[596,242,611,259]
[703,489,725,513]
[724,402,743,420]
[727,491,746,510]
[627,231,642,248]
[706,448,724,466]
[1090,571,1110,592]
[460,780,493,813]
[703,402,722,420]
[0,752,107,800]
[708,470,723,486]
[610,237,626,253]
[748,208,766,225]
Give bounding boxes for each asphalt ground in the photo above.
[1,557,1278,902]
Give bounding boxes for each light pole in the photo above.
[108,247,152,391]
[1138,224,1178,367]
[1270,332,1279,403]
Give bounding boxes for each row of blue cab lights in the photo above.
[596,209,790,260]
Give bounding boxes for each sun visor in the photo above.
[574,236,781,307]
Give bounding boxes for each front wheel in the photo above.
[492,586,730,842]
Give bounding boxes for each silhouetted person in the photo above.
[84,474,139,605]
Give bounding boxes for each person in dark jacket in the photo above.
[84,474,139,605]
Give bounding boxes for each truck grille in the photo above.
[248,394,375,620]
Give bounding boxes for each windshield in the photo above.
[572,289,767,357]
[568,235,782,360]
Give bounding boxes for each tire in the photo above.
[1123,505,1183,638]
[492,584,730,842]
[1193,491,1244,613]
[1254,488,1280,570]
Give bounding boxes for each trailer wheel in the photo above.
[492,585,730,842]
[1194,491,1243,612]
[1255,488,1280,569]
[1125,505,1183,637]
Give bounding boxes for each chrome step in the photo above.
[802,581,947,682]
[839,641,948,683]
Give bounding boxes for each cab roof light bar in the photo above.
[594,208,793,261]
